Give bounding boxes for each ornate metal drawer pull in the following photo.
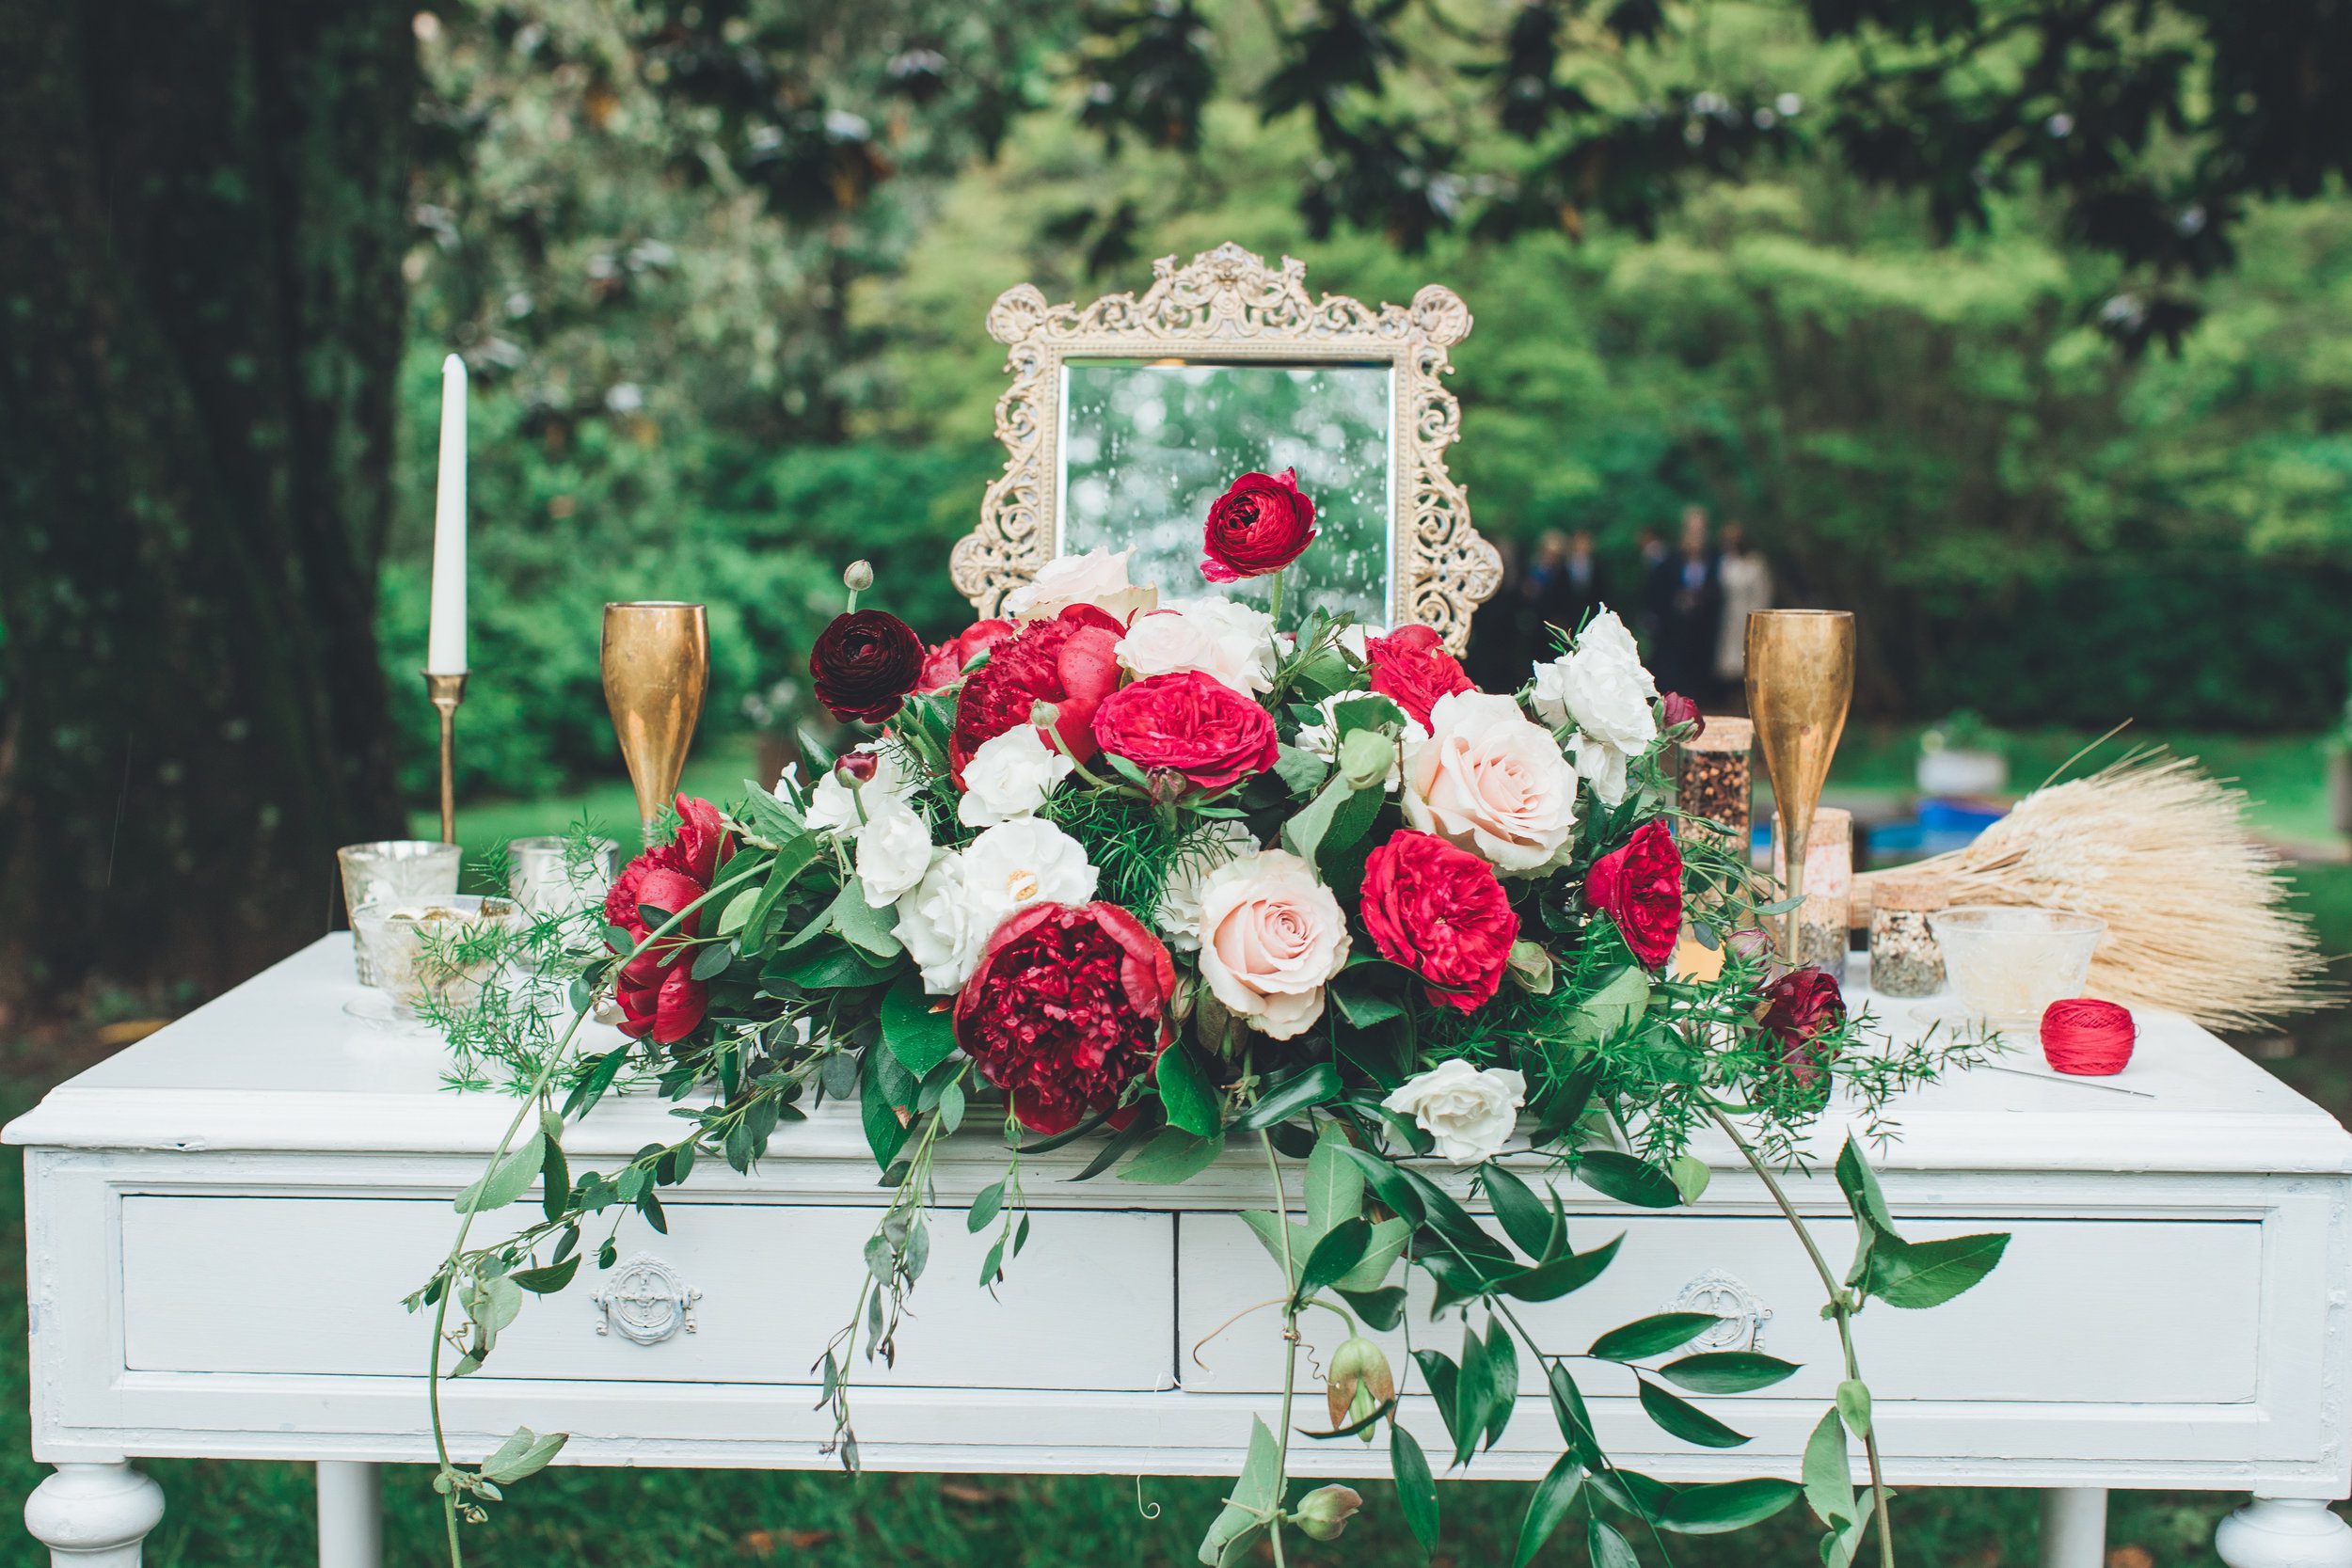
[592,1254,701,1345]
[1668,1269,1772,1354]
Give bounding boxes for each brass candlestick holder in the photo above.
[601,602,709,847]
[1743,610,1855,963]
[423,672,469,844]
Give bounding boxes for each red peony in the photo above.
[601,794,731,1044]
[1359,830,1520,1013]
[948,605,1125,783]
[1584,819,1684,969]
[917,618,1015,693]
[953,901,1179,1134]
[1661,691,1705,737]
[1200,468,1317,583]
[811,610,926,723]
[1759,965,1846,1088]
[1365,624,1476,728]
[614,946,709,1046]
[1090,670,1280,794]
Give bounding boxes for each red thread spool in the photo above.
[2041,998,2136,1076]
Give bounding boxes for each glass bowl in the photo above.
[350,895,525,1018]
[1927,905,2106,1028]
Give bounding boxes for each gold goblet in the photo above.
[1744,610,1855,963]
[601,602,709,847]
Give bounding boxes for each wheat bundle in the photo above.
[1851,752,2336,1030]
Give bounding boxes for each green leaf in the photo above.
[1482,1163,1555,1258]
[689,941,735,981]
[859,1045,912,1170]
[1836,1379,1873,1437]
[1450,1324,1494,1468]
[828,879,905,958]
[1564,966,1652,1045]
[1237,1210,1309,1285]
[1803,1408,1858,1532]
[1548,1363,1600,1465]
[480,1426,568,1485]
[1334,1216,1411,1292]
[1661,1351,1802,1392]
[1155,1039,1223,1138]
[1639,1379,1752,1448]
[1316,780,1386,868]
[1863,1230,2011,1308]
[882,973,959,1078]
[1304,1122,1366,1239]
[1391,1422,1440,1557]
[455,1131,546,1214]
[1576,1149,1683,1209]
[1198,1417,1282,1567]
[1234,1063,1341,1131]
[1483,1317,1519,1448]
[1511,1453,1585,1568]
[1835,1138,1897,1236]
[1273,743,1331,798]
[967,1180,1005,1234]
[1668,1154,1712,1205]
[1296,1218,1373,1303]
[509,1255,581,1294]
[1339,1284,1406,1331]
[1588,1519,1640,1568]
[715,881,760,937]
[743,832,823,942]
[1500,1233,1623,1301]
[1331,1144,1426,1227]
[1589,1312,1718,1362]
[1329,983,1406,1029]
[1117,1129,1227,1185]
[1278,770,1351,863]
[1658,1477,1803,1534]
[539,1136,570,1224]
[767,944,898,990]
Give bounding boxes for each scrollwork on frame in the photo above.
[951,243,1501,652]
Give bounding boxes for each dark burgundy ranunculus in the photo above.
[1365,624,1476,728]
[1661,691,1704,738]
[917,618,1015,692]
[952,901,1179,1134]
[810,609,926,723]
[1090,670,1280,793]
[1759,965,1846,1088]
[948,605,1125,783]
[1583,819,1684,969]
[1359,830,1520,1013]
[1200,468,1317,582]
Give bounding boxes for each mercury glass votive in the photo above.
[507,836,621,919]
[337,840,462,986]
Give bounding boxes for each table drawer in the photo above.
[120,1196,1176,1391]
[1178,1212,2262,1407]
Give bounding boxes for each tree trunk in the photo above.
[0,0,414,1008]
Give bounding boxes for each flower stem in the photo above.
[1261,1129,1298,1568]
[1266,567,1287,631]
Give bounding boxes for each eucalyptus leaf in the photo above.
[455,1131,547,1214]
[1511,1453,1584,1568]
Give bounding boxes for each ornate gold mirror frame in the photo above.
[949,243,1501,651]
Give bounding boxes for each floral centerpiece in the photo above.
[415,470,2001,1568]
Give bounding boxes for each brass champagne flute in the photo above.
[601,602,709,847]
[1743,610,1855,963]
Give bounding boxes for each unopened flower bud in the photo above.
[1661,690,1704,737]
[1028,698,1060,731]
[1148,767,1189,805]
[843,560,875,593]
[1292,1485,1363,1542]
[1506,939,1555,995]
[1337,727,1395,791]
[1326,1336,1396,1433]
[834,751,880,785]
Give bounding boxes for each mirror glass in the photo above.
[1057,359,1394,626]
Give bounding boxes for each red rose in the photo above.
[953,900,1178,1134]
[1360,830,1520,1013]
[601,794,728,1043]
[1365,624,1476,728]
[1661,691,1704,737]
[949,606,1125,782]
[810,609,926,723]
[1759,965,1846,1088]
[917,618,1015,693]
[1584,819,1684,969]
[1090,671,1280,794]
[1200,468,1318,583]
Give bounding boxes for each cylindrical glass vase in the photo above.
[1678,717,1754,849]
[1772,805,1851,979]
[1867,872,1948,998]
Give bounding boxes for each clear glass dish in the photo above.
[1927,905,2106,1028]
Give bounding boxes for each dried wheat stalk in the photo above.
[1851,752,2337,1030]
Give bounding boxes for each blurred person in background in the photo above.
[1465,532,1525,689]
[1648,505,1721,698]
[1632,524,1669,642]
[1521,528,1606,655]
[1712,520,1772,706]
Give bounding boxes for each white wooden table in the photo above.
[9,936,2352,1567]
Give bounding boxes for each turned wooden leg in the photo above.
[2039,1486,2108,1568]
[2217,1498,2352,1568]
[316,1462,382,1568]
[24,1464,165,1567]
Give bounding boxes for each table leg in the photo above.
[2216,1498,2352,1568]
[2039,1487,2108,1568]
[316,1462,382,1568]
[24,1464,165,1567]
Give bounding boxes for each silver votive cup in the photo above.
[507,836,622,919]
[338,840,463,986]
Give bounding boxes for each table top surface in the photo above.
[7,935,2348,1175]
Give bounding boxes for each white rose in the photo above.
[1530,609,1660,753]
[853,803,932,907]
[958,724,1074,827]
[1195,848,1351,1039]
[1568,731,1631,808]
[1381,1059,1527,1164]
[803,743,918,836]
[1402,690,1579,874]
[892,817,1098,993]
[1152,819,1258,952]
[1115,597,1279,694]
[1295,691,1427,793]
[1002,546,1158,624]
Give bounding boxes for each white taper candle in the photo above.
[425,353,469,674]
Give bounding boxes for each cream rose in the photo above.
[958,724,1074,827]
[1402,690,1579,874]
[1381,1059,1526,1164]
[1002,546,1157,624]
[853,803,932,907]
[1152,819,1257,953]
[1194,848,1351,1039]
[894,817,1098,993]
[1115,597,1279,694]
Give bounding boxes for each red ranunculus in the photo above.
[1090,670,1280,793]
[1200,468,1318,582]
[1365,624,1476,728]
[917,618,1015,692]
[810,609,926,723]
[1759,965,1846,1088]
[1584,819,1684,969]
[953,900,1178,1134]
[1359,830,1520,1013]
[1661,691,1704,737]
[601,794,729,1043]
[948,605,1125,782]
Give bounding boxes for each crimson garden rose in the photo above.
[1090,670,1280,793]
[1359,830,1520,1013]
[1200,467,1317,582]
[602,794,730,1044]
[1583,819,1684,969]
[948,605,1125,782]
[1365,624,1476,728]
[811,609,926,722]
[952,900,1178,1134]
[917,618,1014,692]
[1759,965,1846,1088]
